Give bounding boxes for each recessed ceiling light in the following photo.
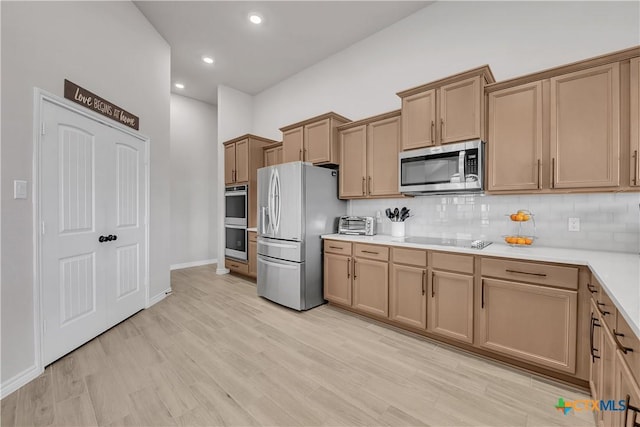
[175,83,185,89]
[249,13,262,24]
[202,56,214,64]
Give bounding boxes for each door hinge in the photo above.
[41,123,45,135]
[41,221,46,235]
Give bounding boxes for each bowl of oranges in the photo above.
[504,209,536,246]
[504,235,534,246]
[508,210,532,222]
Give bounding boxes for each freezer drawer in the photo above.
[257,255,304,310]
[257,237,304,263]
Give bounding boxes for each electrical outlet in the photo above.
[568,217,580,232]
[14,180,27,199]
[375,210,382,224]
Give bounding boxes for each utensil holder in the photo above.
[391,222,405,237]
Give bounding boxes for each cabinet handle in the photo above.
[440,118,444,143]
[299,149,302,160]
[329,246,343,250]
[353,259,357,279]
[421,270,426,296]
[596,301,611,316]
[613,330,634,354]
[481,279,485,308]
[590,313,601,362]
[304,148,308,160]
[623,394,640,427]
[634,150,639,186]
[505,269,547,278]
[368,176,372,195]
[551,157,555,189]
[430,120,435,143]
[537,159,542,189]
[431,271,435,298]
[587,283,597,294]
[362,177,365,195]
[361,250,378,255]
[347,257,351,279]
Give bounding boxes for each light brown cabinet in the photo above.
[338,111,402,199]
[224,138,248,184]
[353,257,388,318]
[398,66,494,150]
[223,134,278,228]
[248,231,257,279]
[428,253,474,344]
[631,57,640,187]
[614,350,640,426]
[389,248,427,329]
[280,112,350,165]
[486,52,638,193]
[264,143,283,167]
[323,240,353,306]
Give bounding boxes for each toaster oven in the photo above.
[338,216,376,236]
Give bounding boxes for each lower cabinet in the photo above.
[324,252,352,306]
[478,277,577,374]
[389,264,427,329]
[353,257,388,317]
[615,351,640,426]
[226,258,249,276]
[248,231,257,278]
[601,324,618,427]
[428,269,474,344]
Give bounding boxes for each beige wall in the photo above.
[1,1,171,393]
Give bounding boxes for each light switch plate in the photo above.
[14,180,27,199]
[568,217,580,232]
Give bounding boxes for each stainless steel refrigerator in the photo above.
[257,162,346,310]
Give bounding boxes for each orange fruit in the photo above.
[510,214,518,221]
[516,237,526,245]
[524,238,533,245]
[515,214,525,221]
[522,214,531,221]
[506,236,517,244]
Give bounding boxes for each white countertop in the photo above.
[322,233,640,336]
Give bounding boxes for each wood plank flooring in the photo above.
[1,265,596,426]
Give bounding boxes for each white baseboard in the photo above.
[0,363,42,399]
[170,258,217,271]
[147,287,172,308]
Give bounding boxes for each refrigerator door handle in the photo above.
[258,256,298,270]
[259,240,298,249]
[273,169,281,233]
[268,169,276,235]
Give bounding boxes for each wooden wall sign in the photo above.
[64,79,139,130]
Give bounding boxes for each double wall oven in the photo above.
[225,185,248,260]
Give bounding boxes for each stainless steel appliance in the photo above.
[338,216,376,236]
[225,185,248,226]
[257,162,346,310]
[399,139,484,194]
[225,225,247,260]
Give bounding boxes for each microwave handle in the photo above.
[459,150,466,180]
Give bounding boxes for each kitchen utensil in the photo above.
[400,210,410,221]
[393,208,399,221]
[385,208,394,221]
[400,207,408,220]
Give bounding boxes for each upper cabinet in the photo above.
[263,142,283,167]
[486,47,640,194]
[397,66,495,150]
[280,112,350,165]
[224,138,248,185]
[338,110,403,199]
[631,57,640,187]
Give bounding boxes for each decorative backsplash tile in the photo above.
[349,193,640,253]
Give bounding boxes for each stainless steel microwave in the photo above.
[399,140,485,194]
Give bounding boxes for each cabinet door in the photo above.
[282,126,304,163]
[353,258,388,317]
[234,138,249,183]
[389,264,426,329]
[368,116,401,197]
[275,146,283,165]
[305,118,331,164]
[339,125,367,198]
[401,89,436,150]
[590,303,603,405]
[439,76,482,144]
[550,63,620,189]
[478,278,577,373]
[488,81,543,191]
[615,351,640,427]
[224,143,236,184]
[429,270,474,344]
[601,325,618,427]
[631,57,640,187]
[248,235,257,278]
[324,253,351,306]
[264,147,277,167]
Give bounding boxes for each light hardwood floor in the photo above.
[2,265,595,426]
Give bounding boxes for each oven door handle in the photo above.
[225,191,247,197]
[225,224,247,230]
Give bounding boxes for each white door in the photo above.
[40,99,146,365]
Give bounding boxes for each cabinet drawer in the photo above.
[392,247,427,267]
[354,244,389,261]
[481,258,577,290]
[615,313,640,385]
[432,252,473,274]
[248,231,257,242]
[324,240,352,255]
[226,259,249,275]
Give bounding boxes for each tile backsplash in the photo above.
[349,193,640,253]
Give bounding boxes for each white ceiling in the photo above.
[134,1,431,105]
